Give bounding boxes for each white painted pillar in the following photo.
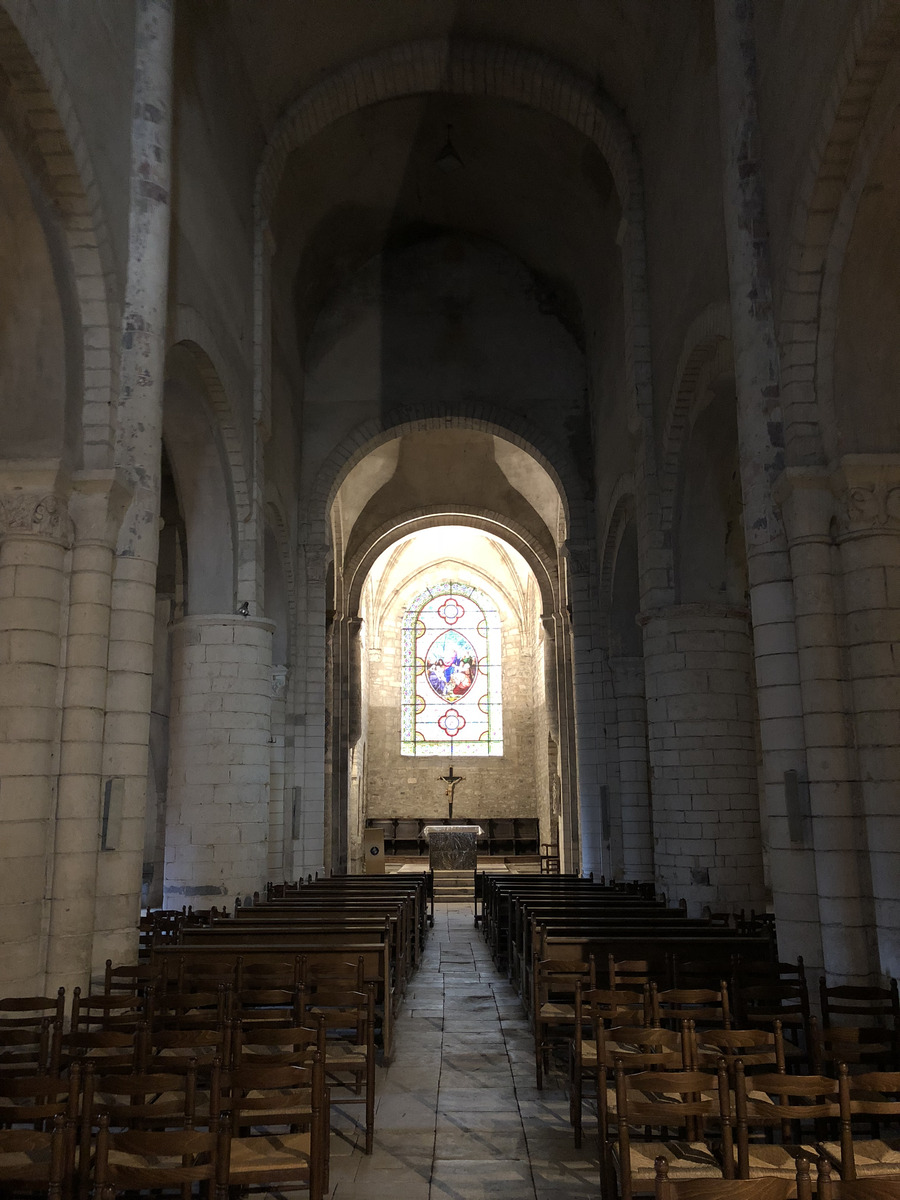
[97,0,174,971]
[0,475,71,993]
[609,656,653,882]
[46,473,129,995]
[833,457,900,979]
[164,616,274,907]
[714,0,822,967]
[642,604,767,914]
[777,469,875,983]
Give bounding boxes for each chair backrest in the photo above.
[810,1012,899,1073]
[617,1060,733,1195]
[92,1111,228,1195]
[0,1019,52,1074]
[733,1063,839,1175]
[0,990,66,1028]
[651,983,732,1030]
[233,1019,324,1065]
[654,1152,812,1198]
[70,987,150,1032]
[836,1064,900,1182]
[814,1154,900,1199]
[819,979,900,1028]
[693,1023,786,1075]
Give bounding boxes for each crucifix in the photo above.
[440,764,465,821]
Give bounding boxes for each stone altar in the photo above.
[423,824,484,870]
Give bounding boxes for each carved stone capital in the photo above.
[0,490,72,545]
[303,541,331,584]
[69,470,133,547]
[271,666,288,699]
[562,539,594,577]
[773,467,834,545]
[831,456,900,539]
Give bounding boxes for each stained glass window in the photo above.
[400,581,503,757]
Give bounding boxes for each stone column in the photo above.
[268,665,288,881]
[164,616,274,907]
[0,475,71,993]
[566,541,605,876]
[642,604,766,913]
[833,457,900,979]
[714,0,819,966]
[609,656,653,882]
[776,469,876,983]
[97,0,174,971]
[290,538,329,880]
[46,472,130,995]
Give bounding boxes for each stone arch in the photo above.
[343,507,560,617]
[599,481,636,614]
[308,403,582,554]
[254,37,655,460]
[162,342,241,614]
[779,0,900,464]
[170,309,252,524]
[658,303,732,539]
[0,1,117,467]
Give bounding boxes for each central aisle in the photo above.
[328,901,600,1199]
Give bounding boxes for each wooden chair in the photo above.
[0,1113,69,1199]
[103,959,165,997]
[151,986,230,1030]
[597,1024,688,1165]
[533,956,595,1088]
[569,981,648,1146]
[0,1066,81,1198]
[0,990,66,1030]
[817,979,900,1072]
[232,1018,325,1068]
[78,1061,206,1200]
[610,955,666,993]
[733,1062,839,1182]
[816,1155,900,1198]
[90,1111,228,1199]
[608,1060,732,1200]
[691,1024,787,1077]
[70,987,150,1032]
[304,982,376,1154]
[651,983,732,1031]
[219,1058,327,1200]
[817,1065,900,1182]
[811,1013,900,1074]
[0,1019,53,1074]
[654,1153,813,1198]
[54,1026,143,1077]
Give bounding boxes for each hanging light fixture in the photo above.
[435,124,464,173]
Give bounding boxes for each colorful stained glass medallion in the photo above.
[425,630,478,702]
[401,581,503,757]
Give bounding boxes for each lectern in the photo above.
[423,824,483,870]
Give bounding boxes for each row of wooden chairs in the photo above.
[653,1153,900,1198]
[605,1056,900,1199]
[0,985,377,1156]
[0,1054,328,1199]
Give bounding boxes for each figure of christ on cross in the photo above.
[440,764,465,821]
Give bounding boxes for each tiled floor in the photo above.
[328,902,601,1199]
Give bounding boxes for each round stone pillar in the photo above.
[609,656,653,883]
[164,615,275,907]
[834,456,900,979]
[641,604,766,913]
[46,473,129,995]
[0,482,71,992]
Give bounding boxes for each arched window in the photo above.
[400,581,503,757]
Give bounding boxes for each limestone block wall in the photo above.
[837,460,900,978]
[0,493,69,993]
[163,616,274,906]
[609,656,653,882]
[642,605,766,914]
